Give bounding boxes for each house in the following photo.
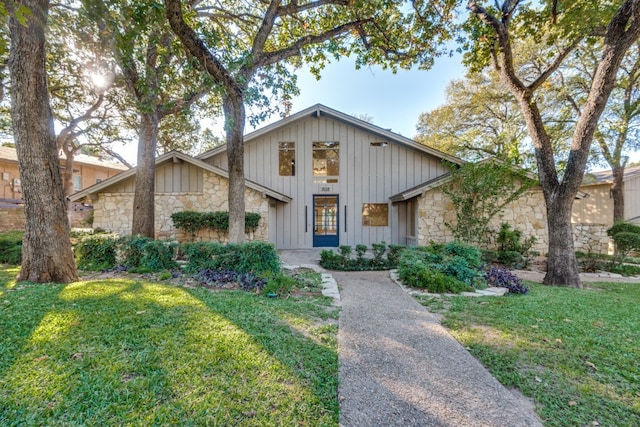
[574,165,640,225]
[0,145,128,230]
[71,104,467,247]
[570,165,640,254]
[68,104,619,254]
[0,145,128,199]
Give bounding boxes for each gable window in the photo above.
[362,203,389,227]
[73,175,82,191]
[279,142,295,176]
[313,141,339,183]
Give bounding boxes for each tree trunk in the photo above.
[131,112,159,238]
[8,0,78,283]
[60,146,75,199]
[223,95,246,244]
[513,92,584,288]
[611,165,625,222]
[543,191,580,286]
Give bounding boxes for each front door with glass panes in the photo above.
[313,195,339,247]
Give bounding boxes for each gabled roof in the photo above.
[390,158,588,202]
[197,103,465,165]
[582,164,640,186]
[0,145,128,171]
[68,150,291,203]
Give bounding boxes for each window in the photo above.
[73,175,82,191]
[313,141,339,183]
[362,203,389,227]
[370,141,388,147]
[279,142,295,176]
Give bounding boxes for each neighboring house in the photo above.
[0,145,128,230]
[575,165,640,225]
[0,145,128,199]
[68,104,622,254]
[570,165,640,254]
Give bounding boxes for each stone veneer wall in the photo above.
[92,171,269,242]
[0,202,92,231]
[572,223,613,255]
[416,188,613,255]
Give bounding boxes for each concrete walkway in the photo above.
[278,250,542,426]
[334,270,542,427]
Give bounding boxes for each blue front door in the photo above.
[313,195,339,247]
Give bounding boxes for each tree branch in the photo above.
[527,38,582,92]
[56,94,105,150]
[164,0,240,94]
[254,20,368,69]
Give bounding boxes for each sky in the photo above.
[254,53,467,138]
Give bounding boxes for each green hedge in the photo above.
[319,242,405,271]
[171,211,261,235]
[180,241,279,274]
[74,235,278,275]
[0,230,23,265]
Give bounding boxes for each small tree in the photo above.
[442,159,533,245]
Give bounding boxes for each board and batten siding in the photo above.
[624,173,640,223]
[205,114,449,249]
[100,162,203,194]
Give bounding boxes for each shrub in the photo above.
[0,230,23,265]
[261,272,297,296]
[485,266,529,294]
[605,263,640,277]
[179,241,224,272]
[171,210,261,239]
[495,223,537,268]
[119,236,152,269]
[319,249,346,270]
[319,242,404,270]
[371,242,387,264]
[387,244,405,265]
[180,241,279,274]
[402,265,470,294]
[338,245,352,259]
[397,242,487,292]
[138,240,178,272]
[74,234,119,271]
[607,221,640,262]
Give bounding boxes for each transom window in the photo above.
[279,142,295,176]
[313,141,339,183]
[362,203,389,227]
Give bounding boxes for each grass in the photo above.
[0,266,339,426]
[417,282,640,426]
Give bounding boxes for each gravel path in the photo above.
[334,270,543,427]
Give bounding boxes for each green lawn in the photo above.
[0,267,339,426]
[418,282,640,426]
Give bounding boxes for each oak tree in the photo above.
[8,0,78,283]
[83,0,217,237]
[459,0,640,287]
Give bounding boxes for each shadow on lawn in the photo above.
[0,277,338,425]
